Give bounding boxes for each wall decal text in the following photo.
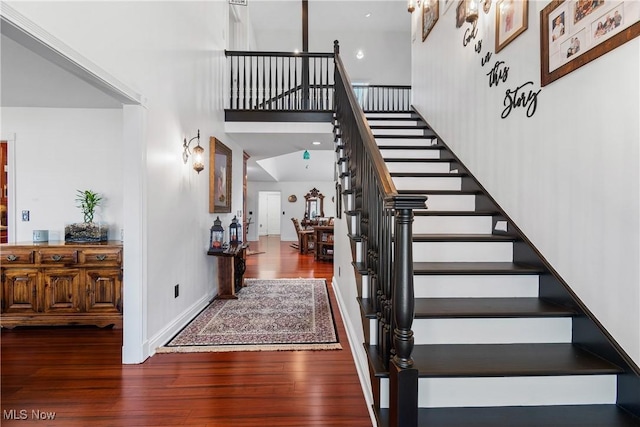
[487,61,509,87]
[501,81,541,119]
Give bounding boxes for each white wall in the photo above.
[411,1,640,364]
[247,180,336,241]
[7,1,244,361]
[2,108,123,243]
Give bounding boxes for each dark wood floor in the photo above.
[1,236,373,426]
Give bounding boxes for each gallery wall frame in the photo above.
[209,137,232,214]
[540,0,640,87]
[423,0,440,41]
[495,0,529,53]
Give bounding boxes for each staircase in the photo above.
[334,110,640,426]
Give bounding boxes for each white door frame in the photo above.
[1,4,147,364]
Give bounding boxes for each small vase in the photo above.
[64,222,108,243]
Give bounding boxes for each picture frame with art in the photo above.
[540,0,640,86]
[495,0,528,53]
[209,137,232,213]
[456,0,467,28]
[423,0,439,41]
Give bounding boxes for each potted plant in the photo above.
[64,189,108,242]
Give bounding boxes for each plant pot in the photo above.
[65,222,108,243]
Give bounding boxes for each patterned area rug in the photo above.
[158,278,341,353]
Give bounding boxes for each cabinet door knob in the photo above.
[51,254,62,261]
[6,255,17,262]
[96,255,107,261]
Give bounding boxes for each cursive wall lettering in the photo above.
[487,61,509,87]
[463,25,479,47]
[502,81,541,118]
[481,51,492,66]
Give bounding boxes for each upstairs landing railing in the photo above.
[225,50,334,111]
[333,41,425,427]
[225,48,411,114]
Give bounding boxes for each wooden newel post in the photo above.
[389,206,418,427]
[334,40,340,55]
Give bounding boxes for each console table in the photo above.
[207,243,247,299]
[1,241,123,328]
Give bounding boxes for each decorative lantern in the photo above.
[210,216,225,251]
[229,216,241,245]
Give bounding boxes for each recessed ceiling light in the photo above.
[356,50,364,60]
[365,12,372,18]
[312,141,321,145]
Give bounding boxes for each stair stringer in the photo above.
[412,107,640,419]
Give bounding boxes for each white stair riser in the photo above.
[345,194,354,211]
[413,275,539,298]
[386,162,451,174]
[380,375,616,408]
[342,176,351,191]
[411,241,513,263]
[368,120,419,127]
[413,216,493,234]
[372,128,425,136]
[413,318,572,345]
[376,138,435,147]
[366,113,413,119]
[356,270,374,298]
[380,149,441,159]
[415,194,476,211]
[393,176,461,191]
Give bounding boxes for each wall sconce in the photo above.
[483,0,492,14]
[182,129,205,174]
[466,0,479,23]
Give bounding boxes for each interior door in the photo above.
[266,193,281,235]
[258,191,281,236]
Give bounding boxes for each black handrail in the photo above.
[333,40,425,427]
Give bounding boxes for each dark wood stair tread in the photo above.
[413,262,543,275]
[414,297,575,318]
[370,124,429,129]
[359,297,574,319]
[384,158,452,162]
[413,210,499,216]
[374,133,436,138]
[411,233,515,241]
[398,189,481,195]
[378,146,441,152]
[390,172,466,178]
[366,343,624,378]
[377,405,640,427]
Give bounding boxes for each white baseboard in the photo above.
[332,277,377,427]
[147,290,216,356]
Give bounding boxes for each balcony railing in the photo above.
[225,49,411,116]
[225,50,335,112]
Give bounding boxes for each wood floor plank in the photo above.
[1,236,372,426]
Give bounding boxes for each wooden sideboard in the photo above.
[1,241,123,328]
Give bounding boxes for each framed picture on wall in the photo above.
[495,0,528,53]
[423,0,439,41]
[456,0,466,28]
[540,0,640,86]
[209,137,232,213]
